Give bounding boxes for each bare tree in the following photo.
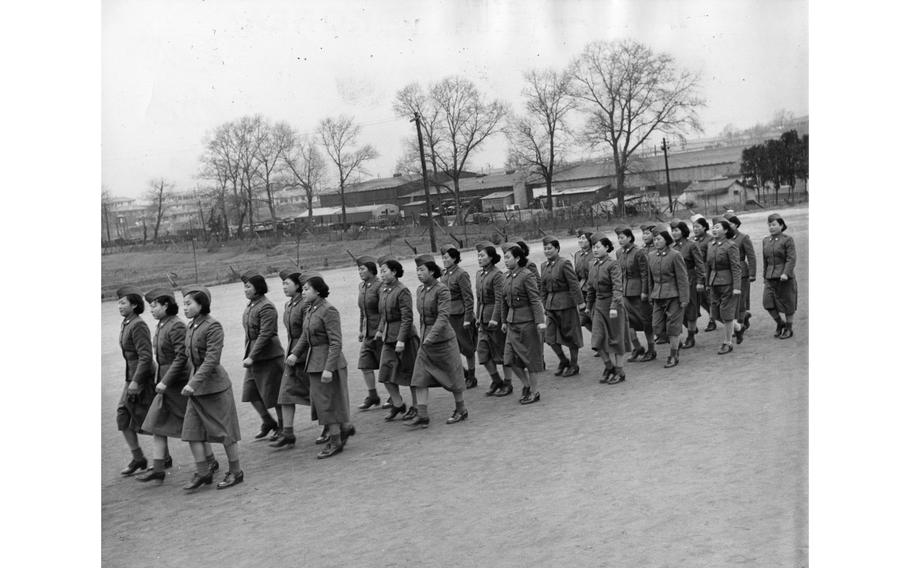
[144,177,175,242]
[254,119,295,227]
[317,115,378,230]
[506,68,575,211]
[281,132,327,225]
[570,40,704,216]
[394,83,445,174]
[200,121,245,236]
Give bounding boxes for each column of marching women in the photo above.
[112,212,797,490]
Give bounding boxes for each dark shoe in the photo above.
[664,355,679,368]
[208,460,220,474]
[405,416,430,429]
[182,472,213,491]
[315,426,330,444]
[562,364,580,377]
[341,425,356,444]
[593,351,601,358]
[465,377,478,389]
[734,327,745,344]
[774,321,784,338]
[485,380,504,396]
[779,323,793,339]
[358,395,382,410]
[216,471,244,489]
[627,347,645,363]
[705,320,717,332]
[136,470,165,483]
[120,457,148,476]
[254,421,279,440]
[655,336,669,345]
[519,391,541,405]
[402,406,419,421]
[639,349,657,362]
[599,366,616,384]
[317,440,344,459]
[681,333,696,349]
[381,397,393,409]
[446,409,469,424]
[553,360,569,376]
[494,382,514,397]
[743,311,752,331]
[163,455,173,469]
[518,387,531,403]
[718,343,733,355]
[384,404,408,422]
[606,372,626,385]
[269,429,282,442]
[269,433,296,448]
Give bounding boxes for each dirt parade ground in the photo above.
[101,208,808,567]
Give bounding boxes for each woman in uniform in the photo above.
[670,220,705,350]
[614,227,656,362]
[137,288,217,482]
[724,213,757,344]
[270,269,309,448]
[440,245,478,389]
[375,256,420,421]
[295,276,352,459]
[115,286,156,476]
[574,230,594,332]
[540,235,585,377]
[705,219,743,354]
[646,226,690,368]
[239,270,285,440]
[180,286,244,491]
[761,213,798,339]
[474,241,513,397]
[500,243,547,405]
[690,215,716,332]
[515,239,540,287]
[354,256,384,409]
[584,233,631,384]
[407,254,469,428]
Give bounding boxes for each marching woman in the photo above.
[705,219,744,355]
[761,213,798,339]
[407,254,469,428]
[515,239,541,287]
[646,226,690,368]
[239,270,285,440]
[115,286,156,476]
[574,230,594,332]
[180,286,244,490]
[691,215,717,332]
[137,288,218,482]
[375,256,420,421]
[724,213,757,343]
[295,276,352,459]
[354,256,384,409]
[474,241,514,397]
[670,220,705,349]
[540,235,585,377]
[584,233,631,384]
[270,268,309,449]
[500,243,547,405]
[440,245,478,389]
[615,227,657,362]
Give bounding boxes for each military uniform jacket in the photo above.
[358,277,381,338]
[441,265,475,321]
[242,296,284,361]
[648,248,691,304]
[296,298,347,373]
[416,281,457,344]
[585,258,624,312]
[692,234,710,265]
[541,256,584,310]
[283,293,306,357]
[120,315,155,385]
[156,316,190,389]
[475,266,504,325]
[731,231,757,279]
[184,315,232,395]
[526,261,541,289]
[501,266,546,325]
[705,239,743,289]
[673,239,706,286]
[616,244,651,297]
[376,280,415,344]
[574,249,593,293]
[762,233,797,280]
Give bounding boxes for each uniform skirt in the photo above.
[504,321,546,372]
[684,272,700,322]
[116,381,155,433]
[590,304,632,355]
[736,276,752,320]
[578,306,593,331]
[448,313,478,358]
[763,278,798,315]
[241,356,283,408]
[623,296,653,332]
[477,322,506,365]
[652,297,684,337]
[277,362,310,405]
[699,287,712,317]
[545,307,584,348]
[710,284,738,322]
[308,369,350,426]
[357,337,383,370]
[141,386,188,438]
[411,338,466,391]
[181,386,242,444]
[378,336,419,386]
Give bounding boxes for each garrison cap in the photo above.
[183,285,211,303]
[475,240,495,251]
[240,269,262,283]
[414,254,436,267]
[767,213,787,231]
[355,255,376,267]
[639,222,656,232]
[144,287,175,304]
[278,268,302,282]
[541,235,559,246]
[116,286,143,299]
[439,243,458,254]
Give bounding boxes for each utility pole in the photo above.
[661,138,674,214]
[412,112,437,253]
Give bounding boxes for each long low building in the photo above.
[296,204,399,226]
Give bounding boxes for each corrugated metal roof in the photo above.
[480,191,514,200]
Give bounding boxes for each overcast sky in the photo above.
[102,0,807,198]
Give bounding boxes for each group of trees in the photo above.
[740,129,809,204]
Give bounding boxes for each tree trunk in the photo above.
[452,176,462,226]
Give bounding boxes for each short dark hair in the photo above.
[246,274,268,295]
[125,294,145,315]
[479,245,500,265]
[420,260,442,279]
[671,221,690,239]
[382,259,404,278]
[306,276,330,298]
[504,244,528,267]
[188,291,211,314]
[360,261,377,275]
[616,228,635,242]
[443,248,461,264]
[154,295,179,316]
[716,219,736,239]
[595,236,614,253]
[694,217,710,231]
